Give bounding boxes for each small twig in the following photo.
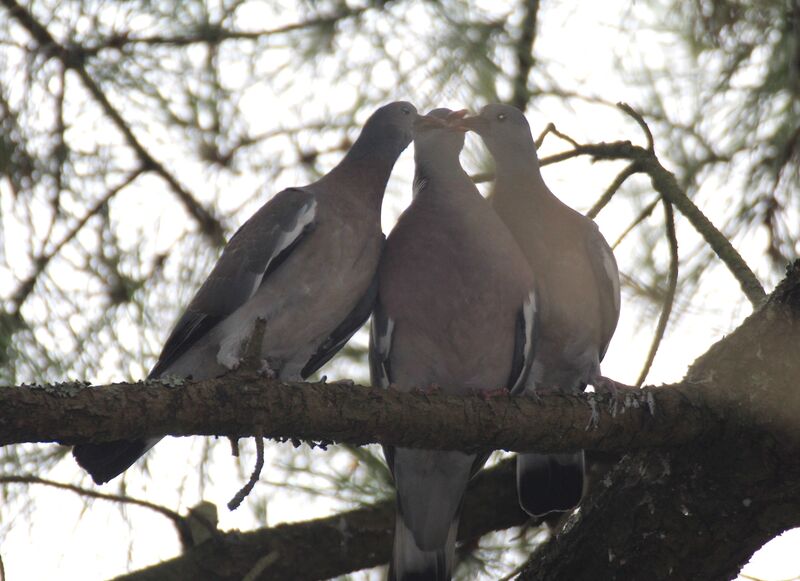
[0,474,184,525]
[76,8,369,55]
[228,437,240,457]
[636,200,679,386]
[612,197,660,249]
[535,122,555,149]
[227,435,265,511]
[586,162,640,219]
[617,102,655,152]
[539,140,765,306]
[546,124,581,149]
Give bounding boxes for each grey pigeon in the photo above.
[370,108,538,580]
[461,104,621,517]
[73,101,418,484]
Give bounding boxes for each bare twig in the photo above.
[76,8,369,56]
[617,102,655,152]
[636,200,679,386]
[586,162,640,219]
[540,140,766,306]
[544,124,581,149]
[0,474,184,524]
[535,122,555,148]
[612,197,660,249]
[227,435,265,511]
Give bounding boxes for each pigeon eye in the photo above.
[497,113,506,121]
[401,107,411,115]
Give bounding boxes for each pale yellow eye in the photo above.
[497,113,506,121]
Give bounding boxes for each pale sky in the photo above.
[1,1,797,580]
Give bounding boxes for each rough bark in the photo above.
[0,378,712,455]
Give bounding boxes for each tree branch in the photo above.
[0,378,714,456]
[76,8,369,56]
[41,260,800,581]
[540,139,767,306]
[113,459,527,581]
[510,0,540,111]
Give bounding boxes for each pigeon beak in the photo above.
[458,114,488,135]
[414,113,447,130]
[444,109,470,132]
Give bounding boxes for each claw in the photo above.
[476,387,510,400]
[591,375,638,416]
[585,392,600,430]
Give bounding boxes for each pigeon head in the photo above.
[460,104,536,158]
[361,101,418,151]
[413,108,469,152]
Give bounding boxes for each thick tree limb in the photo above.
[0,378,713,456]
[112,459,527,581]
[518,260,800,580]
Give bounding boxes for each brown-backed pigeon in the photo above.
[370,108,538,580]
[461,104,621,517]
[73,101,418,484]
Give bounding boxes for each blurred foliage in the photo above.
[0,0,797,578]
[626,0,799,306]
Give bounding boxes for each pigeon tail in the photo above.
[73,438,160,485]
[390,510,457,581]
[517,451,585,517]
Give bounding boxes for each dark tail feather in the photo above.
[390,511,456,581]
[517,451,585,517]
[73,438,160,485]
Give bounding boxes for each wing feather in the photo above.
[149,188,317,378]
[585,224,620,361]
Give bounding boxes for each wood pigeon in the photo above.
[73,101,418,484]
[460,104,621,517]
[370,108,538,580]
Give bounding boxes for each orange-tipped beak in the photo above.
[457,114,487,134]
[445,109,469,132]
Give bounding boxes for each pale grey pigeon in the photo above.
[74,101,418,484]
[461,104,621,517]
[370,108,538,580]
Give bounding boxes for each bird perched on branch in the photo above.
[73,101,417,484]
[461,104,621,517]
[370,108,538,580]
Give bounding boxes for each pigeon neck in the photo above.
[493,145,554,205]
[323,132,405,208]
[413,145,470,197]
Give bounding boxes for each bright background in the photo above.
[1,0,798,579]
